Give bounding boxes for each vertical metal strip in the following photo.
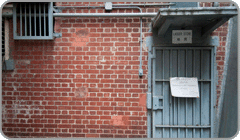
[193,49,196,138]
[210,48,214,137]
[20,3,22,36]
[39,3,41,36]
[25,3,27,36]
[170,49,173,138]
[49,2,53,38]
[173,49,176,137]
[34,3,36,36]
[44,3,46,36]
[200,49,203,137]
[147,43,152,138]
[177,49,180,137]
[185,49,188,138]
[152,48,156,138]
[13,3,17,38]
[162,50,165,138]
[29,4,31,36]
[173,51,176,137]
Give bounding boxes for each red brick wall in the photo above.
[2,2,230,138]
[1,2,162,138]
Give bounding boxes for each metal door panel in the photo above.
[152,47,214,138]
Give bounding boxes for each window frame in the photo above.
[13,2,53,40]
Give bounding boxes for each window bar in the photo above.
[44,3,46,36]
[29,4,32,36]
[20,3,22,36]
[48,2,52,37]
[200,49,203,137]
[185,49,188,138]
[34,3,36,36]
[193,49,196,138]
[25,3,27,36]
[162,50,165,138]
[39,3,41,36]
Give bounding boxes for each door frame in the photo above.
[147,44,217,138]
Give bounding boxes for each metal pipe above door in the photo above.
[53,12,157,17]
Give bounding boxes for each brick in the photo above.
[101,43,114,46]
[86,125,99,128]
[86,134,99,137]
[100,116,111,119]
[116,23,128,27]
[101,33,114,37]
[114,98,128,102]
[86,116,99,119]
[100,134,113,138]
[101,79,114,83]
[115,33,128,37]
[16,124,30,127]
[44,124,57,128]
[88,88,99,92]
[72,106,85,110]
[100,70,114,74]
[73,24,85,27]
[115,52,128,55]
[73,134,85,137]
[115,135,127,138]
[45,133,58,137]
[72,70,85,73]
[58,133,71,137]
[129,135,142,138]
[100,107,113,110]
[115,43,128,46]
[86,79,99,83]
[101,23,114,27]
[86,107,100,110]
[72,124,85,128]
[17,70,29,73]
[115,79,128,83]
[87,24,100,27]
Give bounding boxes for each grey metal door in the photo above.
[152,47,215,138]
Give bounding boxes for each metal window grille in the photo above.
[2,19,5,58]
[13,2,53,40]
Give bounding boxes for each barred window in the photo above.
[13,2,53,40]
[2,19,5,58]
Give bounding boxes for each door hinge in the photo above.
[147,92,152,109]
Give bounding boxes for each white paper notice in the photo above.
[170,77,199,98]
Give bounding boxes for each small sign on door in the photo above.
[170,77,199,98]
[172,30,192,44]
